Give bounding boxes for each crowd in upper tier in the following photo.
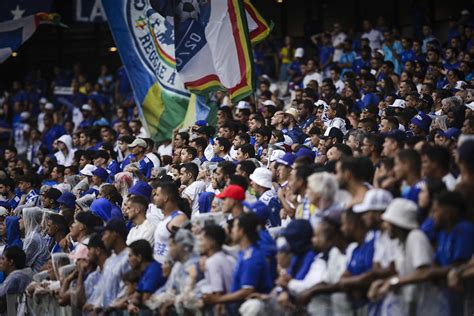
[0,9,473,316]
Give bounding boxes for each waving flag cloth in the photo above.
[102,0,269,141]
[152,0,270,102]
[0,13,63,63]
[102,0,195,141]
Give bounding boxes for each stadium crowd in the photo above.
[0,9,473,316]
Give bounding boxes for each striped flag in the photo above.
[152,0,271,102]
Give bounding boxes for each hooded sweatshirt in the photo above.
[90,198,112,222]
[54,134,76,167]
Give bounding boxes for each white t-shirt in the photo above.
[126,219,156,246]
[395,229,447,315]
[182,180,206,216]
[202,251,236,294]
[146,204,164,227]
[157,143,172,157]
[373,231,397,269]
[442,173,457,191]
[362,29,384,51]
[332,32,347,62]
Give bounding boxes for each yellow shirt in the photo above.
[280,47,294,64]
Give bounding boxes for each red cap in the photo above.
[216,185,245,201]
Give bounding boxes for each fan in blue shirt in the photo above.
[430,191,474,316]
[338,210,375,295]
[432,192,474,267]
[128,240,167,310]
[203,213,273,309]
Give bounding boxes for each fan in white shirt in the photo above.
[125,195,156,246]
[179,163,206,217]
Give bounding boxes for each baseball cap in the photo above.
[249,167,273,189]
[128,138,147,148]
[269,149,286,162]
[262,100,276,107]
[276,153,296,167]
[243,200,270,224]
[92,167,109,182]
[285,108,299,120]
[39,97,48,105]
[353,189,393,213]
[382,198,419,230]
[321,127,344,143]
[295,146,316,160]
[103,218,128,239]
[129,181,153,201]
[236,101,252,110]
[436,128,461,141]
[45,102,54,110]
[295,47,304,58]
[57,192,76,209]
[81,104,92,111]
[172,228,195,250]
[80,164,97,177]
[280,219,313,255]
[0,207,7,217]
[410,111,432,133]
[388,99,406,109]
[216,185,245,201]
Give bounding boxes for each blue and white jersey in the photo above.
[259,190,282,227]
[24,190,40,207]
[138,156,153,178]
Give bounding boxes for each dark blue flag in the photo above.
[0,0,53,22]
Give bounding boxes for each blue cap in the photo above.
[103,218,128,239]
[410,111,432,133]
[57,192,76,209]
[243,201,270,224]
[92,167,109,182]
[195,120,208,127]
[295,146,316,160]
[437,127,461,140]
[198,192,215,214]
[276,153,296,167]
[281,219,313,255]
[129,181,153,201]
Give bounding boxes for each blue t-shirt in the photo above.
[258,230,277,280]
[287,249,317,280]
[107,160,121,181]
[435,220,474,267]
[352,57,370,75]
[231,245,273,294]
[400,49,415,64]
[120,153,134,170]
[347,237,375,276]
[137,260,167,293]
[401,180,424,204]
[420,217,437,243]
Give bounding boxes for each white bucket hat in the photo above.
[249,167,273,189]
[382,198,419,230]
[353,189,393,213]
